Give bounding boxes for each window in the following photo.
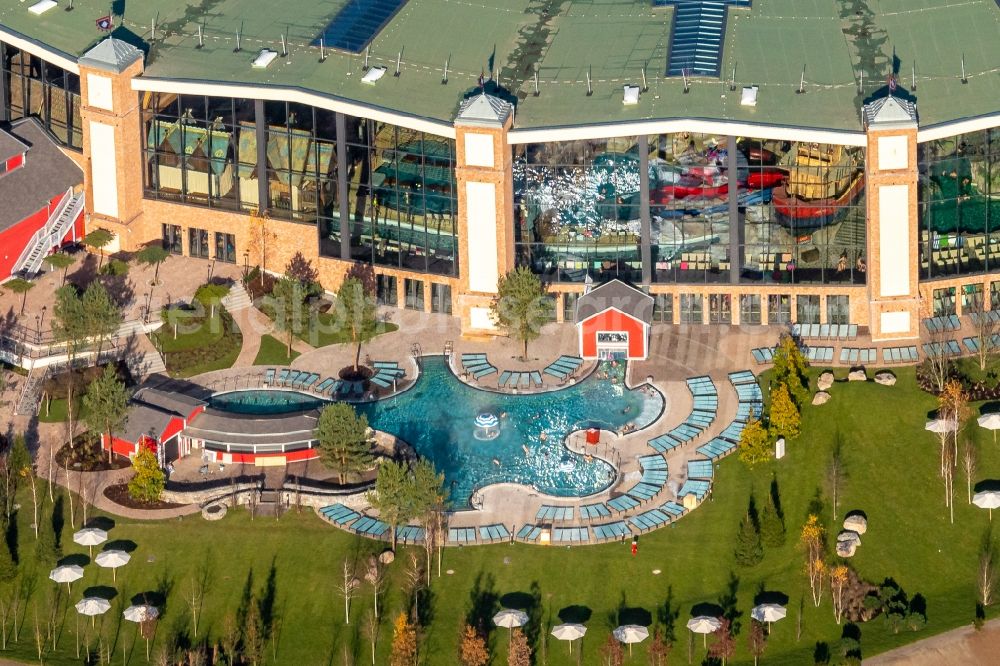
[214,232,236,263]
[932,287,956,317]
[768,294,791,324]
[161,224,182,255]
[652,294,673,323]
[796,295,820,324]
[739,294,761,325]
[991,281,1000,310]
[708,294,731,324]
[376,274,397,306]
[563,292,580,322]
[680,294,703,324]
[188,228,209,259]
[431,284,452,314]
[2,46,82,150]
[827,295,850,325]
[962,283,985,313]
[404,278,424,310]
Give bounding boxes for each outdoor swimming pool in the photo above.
[209,357,663,506]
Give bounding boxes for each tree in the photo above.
[135,244,170,286]
[315,403,372,484]
[826,436,848,523]
[647,627,672,666]
[52,285,88,442]
[284,251,321,295]
[368,460,414,551]
[5,278,33,316]
[34,505,60,566]
[747,619,767,666]
[83,365,129,464]
[336,276,377,372]
[414,460,449,585]
[771,333,809,405]
[980,528,997,607]
[336,559,359,625]
[963,439,978,505]
[801,515,826,607]
[219,612,240,665]
[738,417,772,468]
[830,565,849,625]
[759,492,786,548]
[508,627,531,666]
[82,228,114,269]
[970,290,999,371]
[243,599,265,666]
[246,209,276,287]
[599,633,624,666]
[43,252,75,286]
[390,612,417,666]
[0,538,16,582]
[768,382,800,439]
[490,267,552,361]
[734,511,763,567]
[708,617,736,666]
[127,443,165,503]
[364,557,386,619]
[459,624,489,666]
[271,275,307,357]
[82,281,122,358]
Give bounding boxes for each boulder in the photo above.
[874,372,896,386]
[848,368,867,382]
[836,540,858,558]
[812,391,831,406]
[817,372,835,391]
[837,530,862,547]
[378,550,395,565]
[843,514,868,535]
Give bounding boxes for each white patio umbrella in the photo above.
[978,414,1000,444]
[493,608,528,643]
[687,616,722,647]
[73,528,108,557]
[973,490,1000,521]
[48,565,84,593]
[613,624,649,655]
[95,550,131,582]
[751,603,787,632]
[550,623,587,654]
[75,597,111,626]
[123,604,159,623]
[925,419,958,434]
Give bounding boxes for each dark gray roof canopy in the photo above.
[575,279,654,325]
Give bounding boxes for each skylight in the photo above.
[314,0,410,53]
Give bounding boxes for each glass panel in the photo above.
[563,292,580,322]
[376,275,397,306]
[796,295,820,324]
[680,294,703,323]
[161,224,182,254]
[1,47,81,150]
[962,283,984,312]
[739,294,761,325]
[214,233,236,263]
[826,295,850,325]
[431,283,452,314]
[653,294,673,323]
[708,293,731,324]
[767,294,791,324]
[404,278,424,310]
[932,287,956,316]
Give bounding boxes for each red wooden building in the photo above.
[0,118,85,282]
[103,386,206,464]
[575,280,654,361]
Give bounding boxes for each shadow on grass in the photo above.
[58,553,90,567]
[83,585,118,600]
[103,539,138,553]
[974,479,1000,492]
[85,516,116,531]
[690,602,724,618]
[752,588,790,606]
[558,605,592,624]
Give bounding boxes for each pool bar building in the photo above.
[2,0,998,340]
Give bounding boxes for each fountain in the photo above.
[473,413,501,441]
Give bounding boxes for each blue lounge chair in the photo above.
[264,368,275,384]
[277,369,290,384]
[530,371,543,387]
[315,378,335,393]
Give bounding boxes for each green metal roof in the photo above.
[1,0,997,134]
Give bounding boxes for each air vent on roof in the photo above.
[28,0,58,15]
[623,85,640,105]
[362,66,387,84]
[251,49,278,69]
[740,86,758,107]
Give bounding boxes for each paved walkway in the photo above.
[866,617,1000,664]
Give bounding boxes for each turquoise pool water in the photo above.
[209,390,326,415]
[210,357,663,506]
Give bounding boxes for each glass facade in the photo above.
[740,294,762,325]
[918,130,1000,278]
[513,138,642,283]
[680,294,703,323]
[162,224,182,255]
[767,294,792,324]
[404,278,424,310]
[652,294,674,323]
[827,295,850,325]
[796,295,820,324]
[1,44,82,150]
[376,275,398,306]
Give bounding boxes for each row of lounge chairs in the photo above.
[370,361,405,389]
[792,323,859,340]
[964,336,1000,353]
[319,504,427,542]
[543,355,583,380]
[924,314,961,332]
[646,376,719,454]
[498,370,543,389]
[264,368,372,399]
[923,340,962,357]
[883,346,920,363]
[536,505,575,522]
[970,311,1000,326]
[266,368,320,390]
[678,479,711,502]
[694,371,761,461]
[802,346,835,362]
[461,353,498,379]
[839,348,879,365]
[629,502,686,533]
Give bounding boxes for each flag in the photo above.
[96,15,112,31]
[887,73,897,93]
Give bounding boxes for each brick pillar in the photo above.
[862,95,920,341]
[453,94,515,337]
[78,38,146,252]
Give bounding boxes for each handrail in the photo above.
[12,188,73,275]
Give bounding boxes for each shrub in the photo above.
[99,258,129,276]
[128,443,165,503]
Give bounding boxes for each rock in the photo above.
[378,550,395,565]
[837,530,862,547]
[874,372,896,386]
[836,540,858,557]
[817,371,835,391]
[848,368,867,382]
[843,514,868,535]
[812,391,831,405]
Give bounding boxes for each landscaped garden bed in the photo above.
[103,482,186,510]
[55,434,130,471]
[153,304,242,377]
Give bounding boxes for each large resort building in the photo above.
[1,0,998,340]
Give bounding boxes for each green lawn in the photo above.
[4,366,998,665]
[37,396,87,423]
[260,304,399,348]
[151,309,242,378]
[253,334,300,366]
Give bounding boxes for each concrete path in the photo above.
[866,617,1000,665]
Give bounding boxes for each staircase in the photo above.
[129,349,167,377]
[664,1,750,77]
[15,369,44,416]
[221,282,252,312]
[13,189,85,277]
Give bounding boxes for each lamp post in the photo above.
[243,250,250,280]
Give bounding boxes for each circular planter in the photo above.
[201,503,228,521]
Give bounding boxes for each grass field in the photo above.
[37,397,86,424]
[252,335,300,366]
[3,365,999,665]
[151,309,242,378]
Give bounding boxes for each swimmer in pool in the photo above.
[493,458,501,466]
[623,405,631,414]
[540,431,548,441]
